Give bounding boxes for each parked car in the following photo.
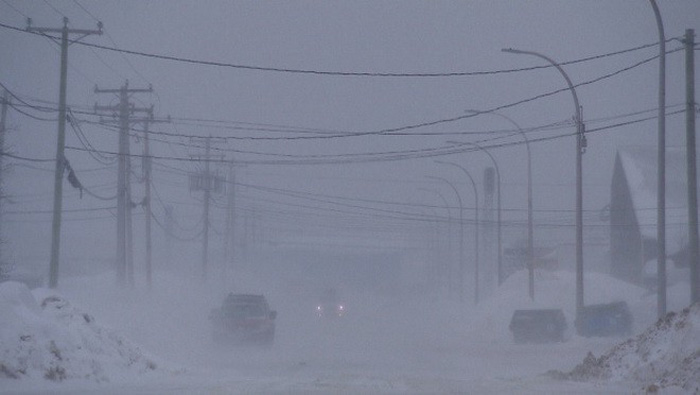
[209,293,277,345]
[575,301,633,337]
[509,308,567,344]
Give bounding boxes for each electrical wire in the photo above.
[42,0,67,18]
[1,38,681,146]
[0,21,675,77]
[1,0,29,18]
[8,103,56,122]
[67,109,117,165]
[5,206,116,215]
[66,105,686,166]
[0,152,54,163]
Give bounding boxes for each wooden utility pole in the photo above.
[188,136,222,282]
[27,17,102,288]
[224,160,236,283]
[140,109,168,289]
[143,113,153,288]
[95,81,152,286]
[202,137,211,281]
[684,29,698,304]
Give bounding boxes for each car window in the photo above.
[227,303,265,318]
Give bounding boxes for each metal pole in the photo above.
[446,140,500,295]
[683,29,698,304]
[492,114,533,296]
[435,161,480,304]
[649,0,667,318]
[468,111,533,295]
[419,188,454,298]
[0,90,8,269]
[502,47,586,315]
[202,136,211,281]
[427,176,465,302]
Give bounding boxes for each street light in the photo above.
[649,0,667,319]
[435,160,481,304]
[502,47,586,316]
[466,109,534,299]
[418,188,455,298]
[426,175,465,302]
[446,139,501,295]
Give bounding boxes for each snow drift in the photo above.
[554,302,700,392]
[0,281,159,382]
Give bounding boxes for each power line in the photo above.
[1,0,29,18]
[0,21,674,77]
[71,0,98,22]
[63,107,687,166]
[42,0,67,18]
[0,151,54,163]
[67,109,116,165]
[0,41,681,145]
[5,206,116,215]
[7,102,57,121]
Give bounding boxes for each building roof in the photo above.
[617,145,690,254]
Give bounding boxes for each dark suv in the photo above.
[509,308,568,343]
[209,293,277,345]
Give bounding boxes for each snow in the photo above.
[0,281,164,383]
[556,302,700,393]
[1,267,698,394]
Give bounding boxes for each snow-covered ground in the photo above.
[1,266,698,394]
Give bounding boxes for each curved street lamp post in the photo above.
[502,47,586,316]
[466,110,534,299]
[446,140,501,297]
[435,160,481,304]
[426,175,465,302]
[649,0,667,318]
[418,188,455,297]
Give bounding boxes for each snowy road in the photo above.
[88,291,633,394]
[4,270,686,394]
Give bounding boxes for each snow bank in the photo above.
[555,302,700,392]
[0,281,159,382]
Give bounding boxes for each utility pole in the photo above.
[164,205,174,264]
[143,112,153,288]
[202,137,211,281]
[189,137,223,282]
[27,17,102,288]
[0,90,8,272]
[684,29,698,304]
[125,116,134,286]
[224,160,236,283]
[138,109,168,288]
[95,81,152,286]
[131,109,167,289]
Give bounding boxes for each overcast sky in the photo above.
[1,1,699,278]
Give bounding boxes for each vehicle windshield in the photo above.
[226,303,265,319]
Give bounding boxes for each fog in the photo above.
[1,1,699,393]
